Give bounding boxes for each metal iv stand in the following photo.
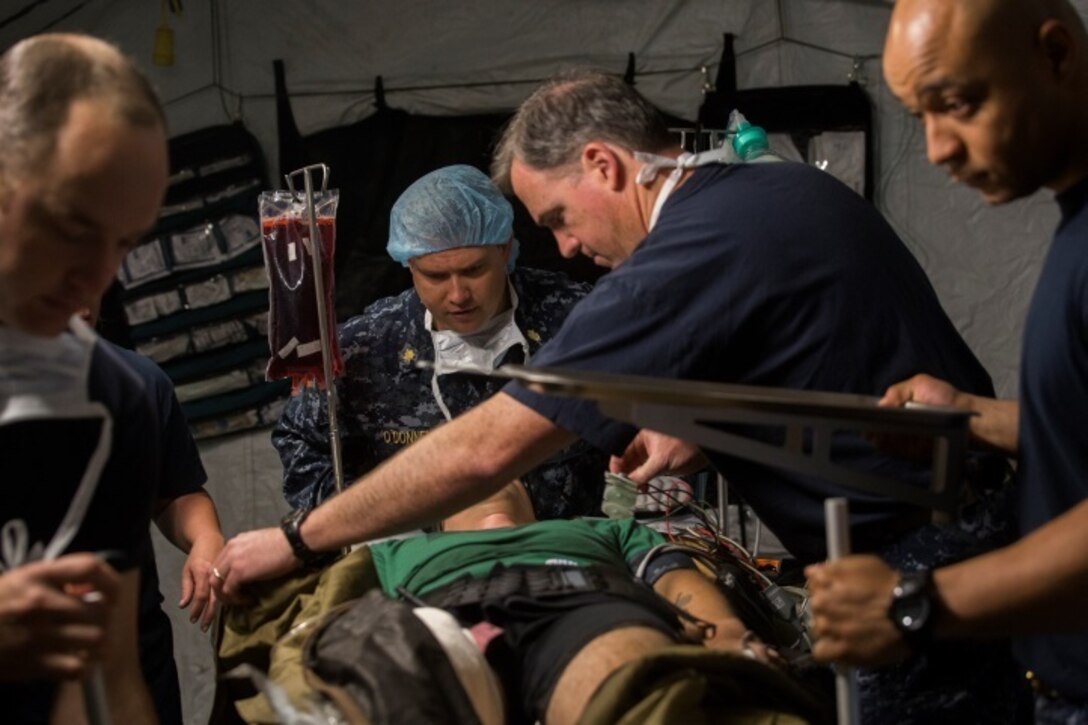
[285,164,345,494]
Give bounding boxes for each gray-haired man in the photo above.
[0,33,168,723]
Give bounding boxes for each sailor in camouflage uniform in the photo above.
[274,165,606,519]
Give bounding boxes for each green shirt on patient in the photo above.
[370,518,666,597]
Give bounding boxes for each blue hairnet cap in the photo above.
[387,165,519,270]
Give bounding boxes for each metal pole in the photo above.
[83,665,111,725]
[716,473,727,537]
[80,590,111,725]
[295,164,345,494]
[825,497,861,725]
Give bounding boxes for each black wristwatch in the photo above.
[280,508,333,570]
[887,569,936,650]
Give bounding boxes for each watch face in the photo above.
[890,571,933,635]
[893,596,931,633]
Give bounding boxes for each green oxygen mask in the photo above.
[731,117,770,162]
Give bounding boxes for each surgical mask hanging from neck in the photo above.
[634,149,723,231]
[0,316,95,402]
[634,110,779,232]
[426,281,530,420]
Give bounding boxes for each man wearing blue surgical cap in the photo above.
[274,165,606,519]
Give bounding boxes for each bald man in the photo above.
[807,1,1088,720]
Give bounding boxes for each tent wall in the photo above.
[2,2,1080,723]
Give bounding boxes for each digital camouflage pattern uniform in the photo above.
[274,267,607,519]
[861,482,1027,724]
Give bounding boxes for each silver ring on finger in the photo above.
[740,629,758,660]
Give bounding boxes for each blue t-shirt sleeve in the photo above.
[505,274,699,456]
[77,345,164,570]
[119,348,207,500]
[154,373,207,500]
[107,395,161,570]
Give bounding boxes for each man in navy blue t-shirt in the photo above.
[808,0,1088,720]
[216,71,1020,720]
[0,33,169,723]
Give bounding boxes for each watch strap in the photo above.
[280,508,334,570]
[888,568,935,650]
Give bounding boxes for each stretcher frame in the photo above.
[498,365,974,525]
[494,364,974,725]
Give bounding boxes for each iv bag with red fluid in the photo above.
[259,190,343,392]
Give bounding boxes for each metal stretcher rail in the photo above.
[493,364,975,525]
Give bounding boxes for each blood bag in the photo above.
[259,190,343,391]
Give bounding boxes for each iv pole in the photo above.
[285,164,345,494]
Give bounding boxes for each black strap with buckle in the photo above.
[419,563,714,636]
[280,508,337,571]
[422,564,639,607]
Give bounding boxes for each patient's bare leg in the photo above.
[545,625,673,725]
